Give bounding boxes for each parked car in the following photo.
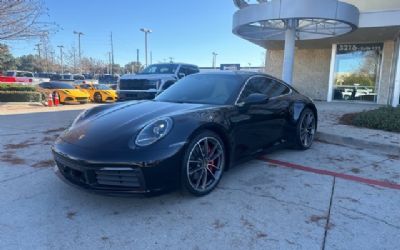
[52,71,318,196]
[34,72,51,83]
[97,74,120,85]
[117,63,199,101]
[77,83,118,103]
[38,82,90,104]
[4,70,39,84]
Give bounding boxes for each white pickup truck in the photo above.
[5,70,42,85]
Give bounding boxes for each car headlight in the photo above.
[135,117,173,147]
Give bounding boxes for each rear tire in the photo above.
[293,108,316,150]
[181,130,225,196]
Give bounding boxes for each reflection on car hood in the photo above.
[60,101,213,149]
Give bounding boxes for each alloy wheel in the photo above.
[300,111,316,147]
[186,137,224,193]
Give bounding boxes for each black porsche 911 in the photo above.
[52,71,317,196]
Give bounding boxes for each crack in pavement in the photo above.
[336,205,400,230]
[322,177,336,250]
[0,168,48,184]
[217,185,325,213]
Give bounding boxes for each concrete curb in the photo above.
[0,102,44,106]
[316,131,400,156]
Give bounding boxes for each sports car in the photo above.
[39,82,90,104]
[52,71,317,196]
[77,83,118,103]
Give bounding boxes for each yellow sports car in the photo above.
[77,83,118,103]
[38,82,90,104]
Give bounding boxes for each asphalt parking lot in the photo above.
[1,108,399,250]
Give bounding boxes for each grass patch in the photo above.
[340,107,400,133]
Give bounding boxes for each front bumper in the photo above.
[54,152,150,195]
[52,141,186,196]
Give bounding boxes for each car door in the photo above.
[231,76,291,157]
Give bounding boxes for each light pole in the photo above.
[212,52,218,69]
[57,45,64,74]
[140,28,152,67]
[73,31,84,74]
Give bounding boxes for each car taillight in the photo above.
[82,81,86,84]
[29,79,32,82]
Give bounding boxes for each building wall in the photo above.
[265,48,332,101]
[266,41,396,104]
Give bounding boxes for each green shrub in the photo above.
[0,91,43,102]
[0,84,36,92]
[340,107,400,133]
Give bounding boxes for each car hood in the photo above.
[121,74,176,80]
[60,101,214,150]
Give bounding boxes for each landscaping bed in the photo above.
[0,83,45,103]
[340,107,400,133]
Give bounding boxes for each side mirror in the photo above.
[178,73,186,79]
[243,93,269,105]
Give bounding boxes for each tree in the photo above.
[124,61,143,74]
[0,0,57,41]
[15,54,43,72]
[0,43,15,72]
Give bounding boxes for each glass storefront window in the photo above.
[332,43,383,102]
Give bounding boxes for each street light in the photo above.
[140,28,152,67]
[212,52,218,69]
[57,45,64,74]
[73,30,84,74]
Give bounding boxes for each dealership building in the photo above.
[233,0,400,106]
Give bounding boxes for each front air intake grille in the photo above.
[119,79,155,90]
[95,169,142,188]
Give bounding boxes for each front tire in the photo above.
[181,131,225,196]
[294,108,316,150]
[94,92,102,103]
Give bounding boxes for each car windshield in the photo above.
[94,84,111,90]
[155,74,244,105]
[50,82,75,89]
[6,71,14,76]
[140,64,178,75]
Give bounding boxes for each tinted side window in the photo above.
[187,66,199,75]
[240,77,290,101]
[239,77,269,101]
[267,79,290,97]
[178,66,187,75]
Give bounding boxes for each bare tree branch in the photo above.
[0,0,58,41]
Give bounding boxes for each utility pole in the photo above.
[57,45,64,74]
[73,31,84,74]
[110,32,114,75]
[34,44,41,59]
[212,52,218,69]
[108,52,112,75]
[140,28,152,67]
